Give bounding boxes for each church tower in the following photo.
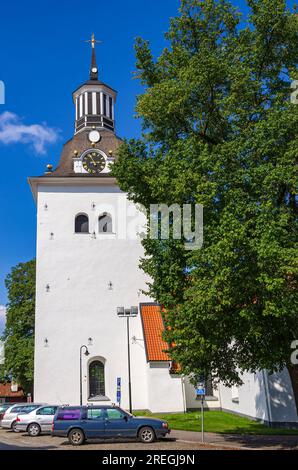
[28,38,197,412]
[74,34,116,134]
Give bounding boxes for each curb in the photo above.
[177,438,253,451]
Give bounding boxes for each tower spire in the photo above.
[84,33,101,80]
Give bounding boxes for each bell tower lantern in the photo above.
[73,34,116,134]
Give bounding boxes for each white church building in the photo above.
[28,39,298,426]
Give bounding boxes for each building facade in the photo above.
[219,369,298,427]
[28,41,210,412]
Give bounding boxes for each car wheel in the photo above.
[28,423,41,437]
[138,426,155,443]
[11,421,18,432]
[68,428,85,446]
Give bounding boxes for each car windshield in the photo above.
[0,404,11,412]
[118,407,133,418]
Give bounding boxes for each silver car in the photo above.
[15,405,58,436]
[1,403,46,431]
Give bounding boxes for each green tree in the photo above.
[1,260,35,393]
[112,0,298,408]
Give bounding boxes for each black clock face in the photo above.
[82,151,105,174]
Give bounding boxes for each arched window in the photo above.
[98,213,112,233]
[89,360,105,398]
[75,214,89,233]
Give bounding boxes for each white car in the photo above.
[15,405,58,436]
[1,403,46,431]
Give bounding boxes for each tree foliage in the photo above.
[1,260,35,393]
[112,0,298,397]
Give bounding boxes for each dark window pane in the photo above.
[75,214,89,233]
[37,406,56,415]
[89,361,105,398]
[109,97,113,118]
[57,408,81,420]
[96,93,101,115]
[106,408,124,420]
[103,94,107,116]
[98,214,112,233]
[87,92,92,115]
[12,405,38,413]
[87,408,104,420]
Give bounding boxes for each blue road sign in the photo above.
[196,385,206,396]
[116,377,121,403]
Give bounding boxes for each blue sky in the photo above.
[0,0,294,333]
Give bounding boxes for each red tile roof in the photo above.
[0,383,24,398]
[140,304,170,362]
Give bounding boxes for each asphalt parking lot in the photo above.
[0,428,222,450]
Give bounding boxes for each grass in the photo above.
[134,410,298,435]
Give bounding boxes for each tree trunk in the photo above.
[287,365,298,415]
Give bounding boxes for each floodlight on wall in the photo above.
[88,337,93,346]
[44,338,49,347]
[132,335,144,344]
[125,309,131,316]
[117,307,125,316]
[46,284,50,292]
[130,306,138,317]
[108,281,113,290]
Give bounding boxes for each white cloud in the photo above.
[0,305,6,336]
[0,305,6,320]
[0,111,59,155]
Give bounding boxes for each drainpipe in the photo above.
[181,375,187,413]
[262,370,273,426]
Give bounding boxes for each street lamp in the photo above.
[117,306,138,414]
[79,345,90,406]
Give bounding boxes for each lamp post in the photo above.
[117,306,138,414]
[80,345,90,406]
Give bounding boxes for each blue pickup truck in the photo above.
[52,405,170,445]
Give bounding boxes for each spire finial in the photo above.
[84,33,102,80]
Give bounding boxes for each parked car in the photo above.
[52,405,170,446]
[0,403,19,425]
[15,405,58,436]
[1,403,46,431]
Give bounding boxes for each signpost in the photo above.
[196,383,206,443]
[116,377,121,405]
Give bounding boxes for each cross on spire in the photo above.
[85,32,101,49]
[84,33,102,80]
